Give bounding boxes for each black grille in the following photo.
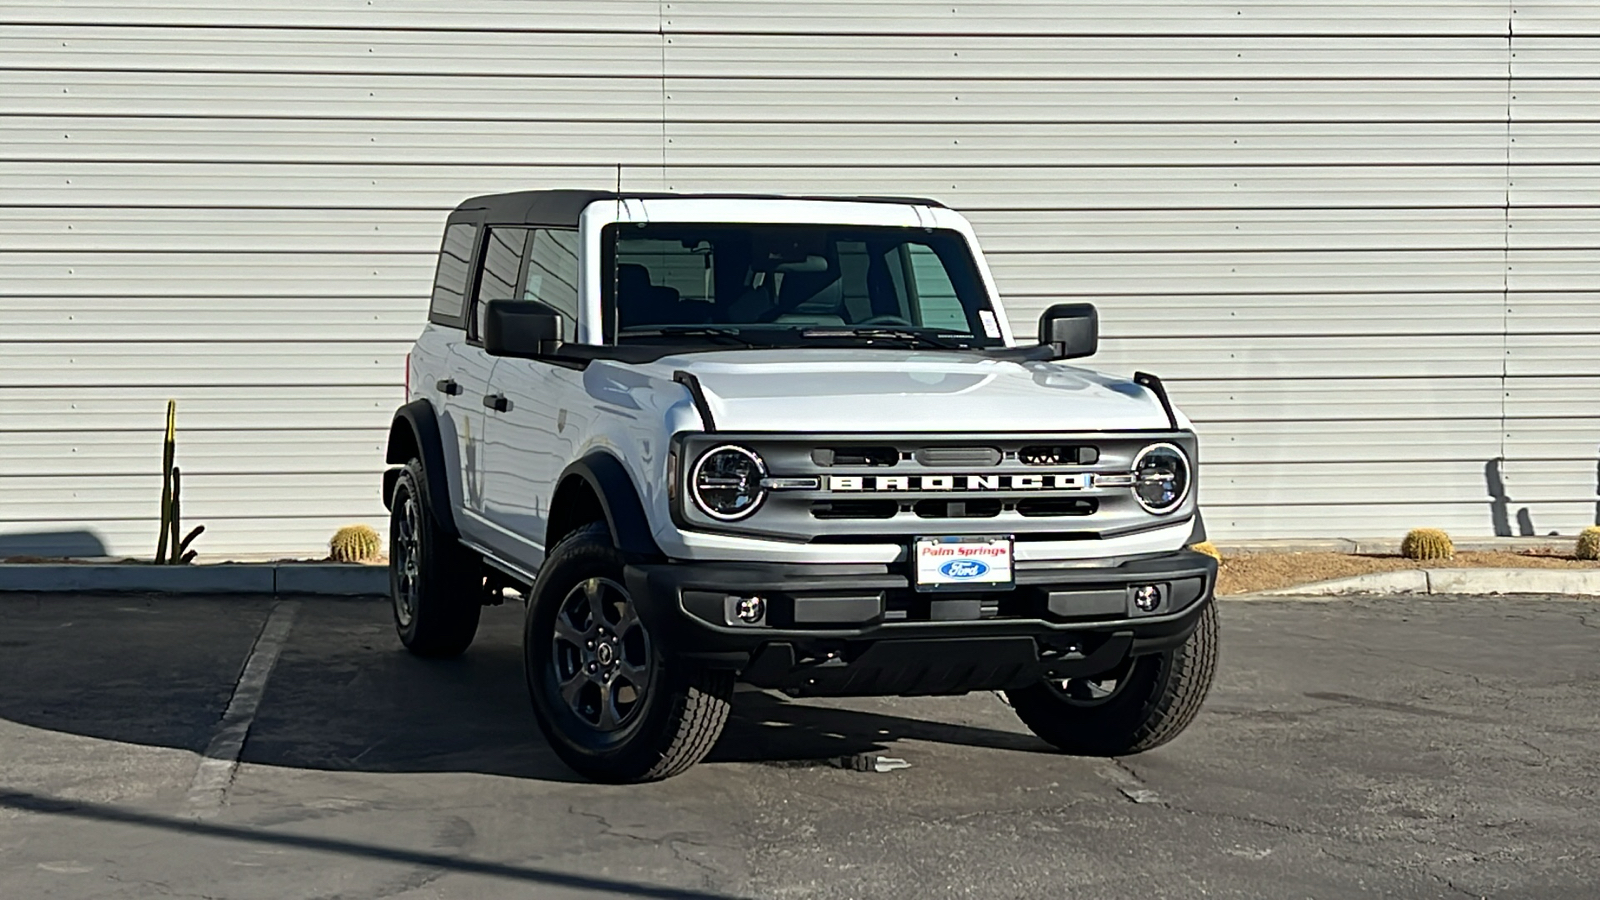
[913,446,1002,467]
[812,446,899,467]
[912,498,1003,519]
[811,499,899,520]
[1019,445,1099,466]
[1016,498,1098,517]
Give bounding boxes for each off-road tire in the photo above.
[388,459,481,658]
[1007,600,1219,756]
[525,522,732,782]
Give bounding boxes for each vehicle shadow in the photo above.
[710,691,1050,765]
[0,528,110,559]
[0,595,1051,786]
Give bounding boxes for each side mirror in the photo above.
[483,299,564,358]
[1038,303,1098,360]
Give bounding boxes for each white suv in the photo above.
[383,190,1218,782]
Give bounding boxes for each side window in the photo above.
[523,229,580,339]
[469,227,529,340]
[428,221,478,328]
[908,244,967,330]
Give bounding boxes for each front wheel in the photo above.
[1006,601,1219,756]
[524,523,732,782]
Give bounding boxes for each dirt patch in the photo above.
[1,556,386,566]
[1218,548,1600,595]
[0,555,145,565]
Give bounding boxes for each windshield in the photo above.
[601,224,1003,349]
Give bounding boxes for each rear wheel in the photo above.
[388,459,481,658]
[524,523,732,782]
[1007,601,1218,756]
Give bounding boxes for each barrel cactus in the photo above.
[1400,528,1454,561]
[1578,526,1600,561]
[330,524,383,563]
[1190,541,1223,563]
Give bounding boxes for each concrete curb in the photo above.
[1214,536,1579,555]
[1240,567,1600,598]
[0,563,387,596]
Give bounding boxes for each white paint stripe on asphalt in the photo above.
[185,600,300,817]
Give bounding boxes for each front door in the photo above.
[477,228,584,574]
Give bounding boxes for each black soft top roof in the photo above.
[454,189,948,227]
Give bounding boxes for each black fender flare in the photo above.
[383,399,459,539]
[552,453,664,561]
[1187,510,1208,545]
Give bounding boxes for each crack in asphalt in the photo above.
[1318,847,1486,900]
[1158,796,1505,867]
[568,804,734,887]
[669,839,726,887]
[1515,738,1555,767]
[1427,870,1489,899]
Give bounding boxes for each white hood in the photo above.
[636,349,1177,433]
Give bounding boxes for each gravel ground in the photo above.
[1217,549,1600,595]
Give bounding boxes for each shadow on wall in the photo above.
[1485,458,1534,537]
[1486,450,1600,536]
[0,530,110,560]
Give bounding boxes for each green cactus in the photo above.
[330,524,383,563]
[1400,528,1454,561]
[154,401,203,564]
[1577,526,1600,561]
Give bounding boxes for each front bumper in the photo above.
[625,548,1217,697]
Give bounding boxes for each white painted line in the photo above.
[185,600,300,816]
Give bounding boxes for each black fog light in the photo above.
[728,595,767,625]
[1133,585,1162,612]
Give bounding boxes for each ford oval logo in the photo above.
[940,559,989,579]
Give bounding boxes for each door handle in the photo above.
[483,393,512,413]
[436,378,463,396]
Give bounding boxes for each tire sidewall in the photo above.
[389,463,427,645]
[1009,601,1218,755]
[388,460,479,656]
[524,526,677,775]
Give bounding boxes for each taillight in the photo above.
[404,352,411,398]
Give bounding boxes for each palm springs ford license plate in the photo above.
[914,536,1014,591]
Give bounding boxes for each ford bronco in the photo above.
[383,190,1218,782]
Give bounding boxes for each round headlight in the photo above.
[690,445,768,521]
[1132,443,1190,514]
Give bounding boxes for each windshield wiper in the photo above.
[621,327,766,348]
[800,328,967,349]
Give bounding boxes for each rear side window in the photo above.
[428,221,478,328]
[523,229,580,339]
[469,227,530,339]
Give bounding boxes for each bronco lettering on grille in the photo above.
[826,473,1091,492]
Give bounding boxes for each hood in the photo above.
[634,349,1177,433]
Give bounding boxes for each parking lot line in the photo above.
[184,600,300,816]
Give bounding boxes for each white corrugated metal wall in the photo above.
[1,1,1595,557]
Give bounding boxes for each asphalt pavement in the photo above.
[0,592,1595,899]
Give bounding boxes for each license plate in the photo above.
[914,536,1014,592]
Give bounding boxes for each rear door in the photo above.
[418,214,493,545]
[427,213,501,547]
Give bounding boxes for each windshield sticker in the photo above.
[978,310,1001,338]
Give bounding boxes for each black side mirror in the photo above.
[1038,303,1098,359]
[483,299,563,358]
